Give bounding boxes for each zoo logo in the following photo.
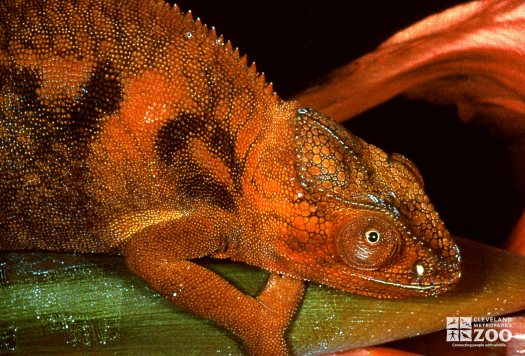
[446,317,513,343]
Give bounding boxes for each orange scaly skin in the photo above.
[0,0,461,354]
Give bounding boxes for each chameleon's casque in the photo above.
[0,0,461,354]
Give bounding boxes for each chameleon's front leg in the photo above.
[246,273,305,355]
[122,212,304,355]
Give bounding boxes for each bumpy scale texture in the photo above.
[0,0,461,355]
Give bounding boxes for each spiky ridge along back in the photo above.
[0,0,282,252]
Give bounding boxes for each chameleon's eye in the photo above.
[335,214,400,270]
[365,230,380,244]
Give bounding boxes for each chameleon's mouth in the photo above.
[363,269,461,293]
[349,263,462,298]
[363,275,437,291]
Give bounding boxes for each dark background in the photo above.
[172,1,521,246]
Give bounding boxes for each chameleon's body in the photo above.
[0,0,461,354]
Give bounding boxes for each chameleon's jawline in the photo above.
[361,275,435,291]
[353,271,461,293]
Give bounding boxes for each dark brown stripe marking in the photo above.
[60,61,123,157]
[0,61,122,250]
[156,113,244,212]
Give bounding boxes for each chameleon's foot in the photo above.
[240,273,305,355]
[124,222,305,356]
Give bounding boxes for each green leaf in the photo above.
[1,237,524,354]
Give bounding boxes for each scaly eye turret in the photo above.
[335,211,401,270]
[390,152,425,188]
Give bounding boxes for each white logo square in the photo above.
[459,329,472,341]
[447,329,460,342]
[459,317,472,329]
[446,317,459,329]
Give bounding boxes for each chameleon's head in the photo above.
[286,108,461,297]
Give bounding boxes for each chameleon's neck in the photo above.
[219,98,305,271]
